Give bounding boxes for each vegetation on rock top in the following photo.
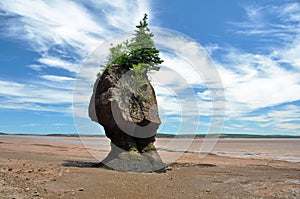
[101,14,163,77]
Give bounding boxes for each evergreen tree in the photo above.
[106,14,163,72]
[129,13,163,72]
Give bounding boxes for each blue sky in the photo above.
[0,0,300,135]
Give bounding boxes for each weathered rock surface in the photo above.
[89,65,166,172]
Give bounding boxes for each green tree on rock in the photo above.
[106,14,163,73]
[129,13,163,72]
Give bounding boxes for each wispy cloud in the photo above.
[275,123,300,131]
[1,1,223,135]
[220,51,300,111]
[215,2,300,133]
[23,123,38,127]
[40,75,75,82]
[52,123,67,126]
[1,1,299,135]
[0,79,72,113]
[0,0,150,54]
[229,3,300,42]
[37,57,80,73]
[0,0,150,113]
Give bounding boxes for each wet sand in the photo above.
[0,135,300,198]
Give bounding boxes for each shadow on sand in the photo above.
[62,160,216,169]
[62,160,104,168]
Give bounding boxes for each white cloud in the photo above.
[23,123,38,127]
[157,53,206,87]
[52,123,67,126]
[95,0,150,30]
[280,37,300,70]
[0,0,150,55]
[229,3,300,44]
[238,115,270,123]
[0,101,72,114]
[204,43,220,55]
[277,3,300,22]
[213,2,300,134]
[1,1,299,135]
[275,123,300,131]
[0,0,151,114]
[37,56,79,73]
[265,105,300,129]
[197,90,212,101]
[267,105,300,119]
[227,103,300,133]
[221,4,300,112]
[40,75,75,82]
[1,1,223,135]
[0,79,73,113]
[0,0,151,74]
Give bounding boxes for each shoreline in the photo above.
[2,135,300,163]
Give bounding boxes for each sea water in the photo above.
[3,135,300,163]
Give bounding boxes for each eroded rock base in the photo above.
[99,144,166,173]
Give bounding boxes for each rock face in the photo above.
[89,65,166,172]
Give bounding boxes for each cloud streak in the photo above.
[0,0,150,113]
[215,2,300,133]
[1,1,299,134]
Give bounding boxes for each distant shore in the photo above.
[1,132,300,139]
[0,135,299,198]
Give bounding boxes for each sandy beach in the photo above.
[0,135,300,198]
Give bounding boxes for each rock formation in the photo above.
[89,65,166,173]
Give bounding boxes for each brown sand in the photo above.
[0,135,299,199]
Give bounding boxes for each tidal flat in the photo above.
[0,135,299,198]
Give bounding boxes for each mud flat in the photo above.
[0,135,299,198]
